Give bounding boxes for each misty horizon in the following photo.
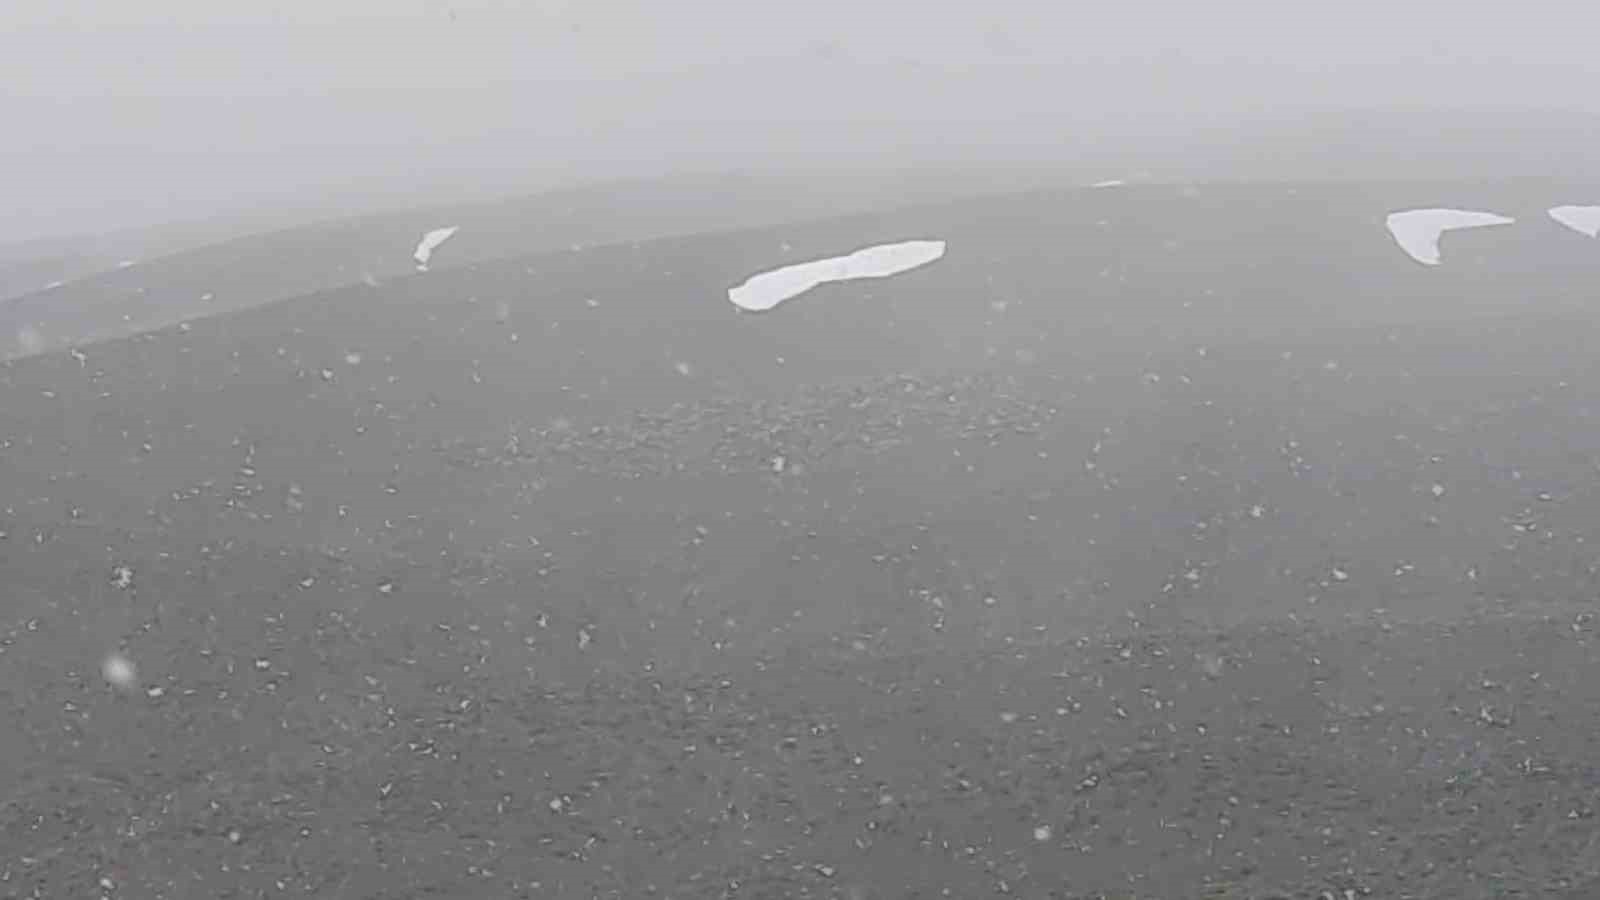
[7,1,1600,243]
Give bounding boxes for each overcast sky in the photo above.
[5,0,1597,243]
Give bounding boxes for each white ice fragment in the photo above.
[1385,209,1515,266]
[727,239,946,312]
[1548,205,1600,238]
[413,226,460,271]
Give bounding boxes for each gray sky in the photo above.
[5,0,1597,243]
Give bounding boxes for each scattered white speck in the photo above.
[1385,208,1514,266]
[117,259,137,269]
[1033,824,1053,842]
[413,226,460,270]
[110,565,134,590]
[345,352,363,366]
[1431,482,1446,498]
[673,361,692,377]
[1549,205,1600,238]
[727,239,946,312]
[1331,567,1349,582]
[1090,179,1126,188]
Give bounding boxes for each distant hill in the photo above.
[8,103,1597,314]
[0,167,1106,355]
[3,176,1597,597]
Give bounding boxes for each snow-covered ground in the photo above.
[413,226,460,271]
[727,239,947,312]
[1549,205,1600,238]
[1384,208,1516,266]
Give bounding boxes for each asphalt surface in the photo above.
[4,178,1600,898]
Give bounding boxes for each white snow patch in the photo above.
[1385,208,1515,266]
[413,226,460,271]
[727,239,946,312]
[1549,205,1600,238]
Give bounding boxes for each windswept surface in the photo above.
[6,177,1600,898]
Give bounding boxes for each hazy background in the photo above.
[5,0,1598,243]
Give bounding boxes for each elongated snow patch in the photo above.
[1549,205,1600,239]
[727,240,946,312]
[1385,209,1515,266]
[413,226,460,270]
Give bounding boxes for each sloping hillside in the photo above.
[5,177,1600,898]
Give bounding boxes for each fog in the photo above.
[6,0,1598,243]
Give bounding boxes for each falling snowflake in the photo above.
[101,654,137,688]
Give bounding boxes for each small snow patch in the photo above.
[1385,208,1515,266]
[413,226,460,271]
[727,239,946,312]
[1549,205,1600,238]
